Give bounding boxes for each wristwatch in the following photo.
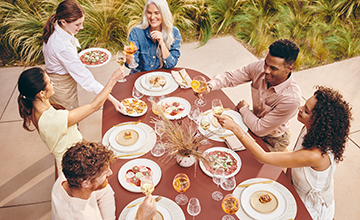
[207,83,213,92]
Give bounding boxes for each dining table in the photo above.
[102,67,312,220]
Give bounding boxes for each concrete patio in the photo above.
[0,36,359,219]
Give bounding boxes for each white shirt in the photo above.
[43,25,104,95]
[51,173,116,220]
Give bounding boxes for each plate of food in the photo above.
[141,72,173,91]
[241,184,287,220]
[199,147,241,178]
[121,98,148,117]
[155,97,190,120]
[118,159,161,193]
[109,125,147,153]
[79,48,111,67]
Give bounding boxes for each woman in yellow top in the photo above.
[17,66,124,176]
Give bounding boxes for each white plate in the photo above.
[199,109,248,142]
[118,159,161,193]
[141,72,173,91]
[125,201,172,220]
[119,196,185,220]
[241,184,287,220]
[78,47,111,67]
[199,147,241,178]
[157,97,190,120]
[120,98,148,117]
[134,73,178,97]
[109,125,147,153]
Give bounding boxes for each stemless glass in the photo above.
[212,167,225,201]
[221,176,236,191]
[124,41,138,69]
[132,87,144,100]
[151,141,165,157]
[140,175,154,195]
[199,114,210,145]
[190,75,208,107]
[221,194,240,220]
[187,197,201,220]
[188,106,201,124]
[116,51,127,82]
[212,99,225,133]
[173,173,190,205]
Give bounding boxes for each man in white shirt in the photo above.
[51,140,156,220]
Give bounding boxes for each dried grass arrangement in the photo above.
[150,101,212,167]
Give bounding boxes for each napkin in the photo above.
[171,69,192,88]
[224,135,246,151]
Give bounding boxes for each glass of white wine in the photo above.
[212,99,225,133]
[157,73,167,100]
[140,175,154,195]
[199,114,210,145]
[116,51,127,82]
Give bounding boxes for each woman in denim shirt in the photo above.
[125,0,181,74]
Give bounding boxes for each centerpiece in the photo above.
[151,102,212,171]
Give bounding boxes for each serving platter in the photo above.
[120,98,148,117]
[78,47,111,67]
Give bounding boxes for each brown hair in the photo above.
[302,86,353,163]
[62,141,115,188]
[42,0,85,43]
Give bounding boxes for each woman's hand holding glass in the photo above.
[116,51,127,82]
[212,99,225,133]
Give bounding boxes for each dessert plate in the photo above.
[109,125,147,153]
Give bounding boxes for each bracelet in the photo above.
[239,133,246,139]
[207,83,213,91]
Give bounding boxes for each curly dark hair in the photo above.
[269,39,299,66]
[302,86,352,163]
[62,140,115,187]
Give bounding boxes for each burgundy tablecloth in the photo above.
[102,67,311,219]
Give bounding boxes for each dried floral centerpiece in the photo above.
[151,101,212,170]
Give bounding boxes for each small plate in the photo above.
[241,184,287,220]
[125,202,171,220]
[78,47,111,67]
[156,97,190,120]
[121,98,148,117]
[118,159,161,193]
[109,125,147,153]
[199,147,242,178]
[141,72,173,91]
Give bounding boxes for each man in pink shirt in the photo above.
[205,39,301,152]
[51,141,156,220]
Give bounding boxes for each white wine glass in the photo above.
[132,86,144,100]
[220,176,236,191]
[116,51,127,82]
[157,73,167,100]
[173,173,190,205]
[212,167,225,201]
[146,74,156,101]
[212,98,225,133]
[140,175,154,195]
[190,75,208,107]
[199,114,210,145]
[187,197,201,220]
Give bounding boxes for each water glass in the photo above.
[187,197,201,220]
[132,87,144,100]
[221,176,236,191]
[151,141,165,157]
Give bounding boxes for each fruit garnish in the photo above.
[190,80,200,89]
[130,41,134,50]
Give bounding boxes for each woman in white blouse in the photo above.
[42,0,122,111]
[216,86,352,220]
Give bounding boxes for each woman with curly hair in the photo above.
[215,86,352,220]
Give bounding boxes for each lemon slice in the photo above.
[174,178,181,189]
[130,41,134,50]
[190,80,200,89]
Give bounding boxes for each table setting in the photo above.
[102,68,312,220]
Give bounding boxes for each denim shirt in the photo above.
[126,26,181,74]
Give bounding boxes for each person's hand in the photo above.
[135,194,157,220]
[213,114,238,131]
[112,66,125,81]
[124,51,134,65]
[110,98,125,114]
[150,30,164,45]
[236,100,250,112]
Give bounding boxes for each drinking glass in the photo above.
[132,87,144,100]
[116,51,127,82]
[151,141,165,157]
[212,99,225,133]
[188,106,201,124]
[140,176,154,195]
[199,114,210,145]
[187,197,201,220]
[146,74,156,101]
[173,173,190,205]
[124,41,138,69]
[221,176,236,191]
[212,167,225,201]
[157,72,167,100]
[221,194,240,220]
[191,76,208,107]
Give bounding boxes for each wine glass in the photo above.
[146,74,156,101]
[173,173,190,205]
[124,41,138,69]
[188,106,202,124]
[132,86,144,100]
[157,73,167,100]
[116,51,127,82]
[190,76,208,107]
[221,194,240,220]
[187,197,201,220]
[212,167,225,201]
[140,175,154,195]
[221,176,236,191]
[212,98,225,133]
[199,114,210,145]
[151,141,165,157]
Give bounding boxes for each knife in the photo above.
[178,71,188,86]
[115,152,145,158]
[203,108,230,115]
[237,180,273,188]
[113,120,141,127]
[127,196,163,208]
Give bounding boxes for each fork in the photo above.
[179,71,188,86]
